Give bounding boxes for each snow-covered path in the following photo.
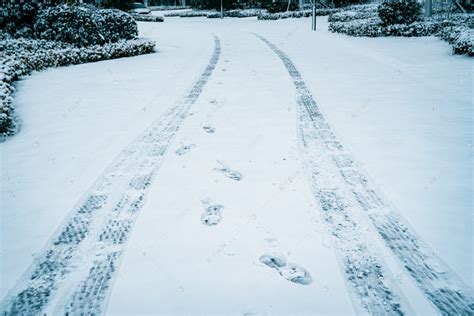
[1,16,473,315]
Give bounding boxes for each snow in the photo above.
[1,14,472,314]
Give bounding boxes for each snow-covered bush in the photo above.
[206,12,222,18]
[131,14,164,22]
[329,17,439,37]
[224,9,264,17]
[34,6,139,47]
[377,0,422,26]
[164,10,212,17]
[34,6,106,46]
[0,37,155,139]
[1,2,42,38]
[343,4,379,12]
[329,18,384,36]
[328,5,473,56]
[328,10,376,22]
[258,8,340,20]
[436,26,473,56]
[100,9,138,41]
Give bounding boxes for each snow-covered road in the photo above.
[1,16,472,315]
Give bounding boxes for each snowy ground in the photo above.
[0,15,472,315]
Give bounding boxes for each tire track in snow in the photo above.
[255,34,474,315]
[0,35,221,315]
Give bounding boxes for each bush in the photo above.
[100,9,138,41]
[378,1,422,26]
[0,37,156,139]
[436,25,473,55]
[164,10,212,17]
[34,6,106,46]
[206,12,222,18]
[328,5,473,56]
[258,8,340,20]
[34,6,139,47]
[329,17,440,37]
[1,2,44,38]
[224,9,264,17]
[328,10,376,22]
[131,14,165,22]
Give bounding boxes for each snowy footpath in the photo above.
[1,16,472,315]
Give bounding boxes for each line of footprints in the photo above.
[174,117,312,286]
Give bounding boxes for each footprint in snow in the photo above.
[259,253,312,285]
[175,144,195,156]
[214,161,242,181]
[203,125,216,134]
[201,204,224,226]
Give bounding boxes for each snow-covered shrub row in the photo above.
[131,14,164,22]
[206,12,222,18]
[165,9,263,18]
[0,37,155,139]
[342,4,379,12]
[436,26,473,56]
[34,6,138,47]
[328,9,473,56]
[329,18,439,37]
[149,5,191,11]
[257,8,340,20]
[164,10,212,17]
[328,10,376,23]
[224,9,264,18]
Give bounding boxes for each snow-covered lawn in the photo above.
[1,16,472,314]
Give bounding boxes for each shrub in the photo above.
[378,1,422,26]
[328,10,376,22]
[1,2,44,38]
[131,14,165,22]
[34,6,139,47]
[101,9,138,41]
[206,12,222,18]
[436,26,473,55]
[34,6,106,46]
[224,9,264,17]
[329,17,440,37]
[258,8,340,20]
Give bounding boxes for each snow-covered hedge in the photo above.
[206,12,222,18]
[164,10,211,17]
[131,14,164,22]
[328,10,376,22]
[328,4,473,56]
[329,17,439,37]
[224,9,264,18]
[34,6,138,47]
[0,37,155,139]
[436,26,473,55]
[164,9,264,18]
[257,8,340,20]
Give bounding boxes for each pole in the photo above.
[221,0,224,19]
[312,4,316,30]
